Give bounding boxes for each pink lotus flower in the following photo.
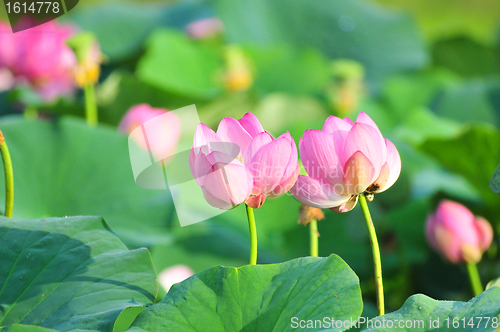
[0,19,77,102]
[426,200,493,263]
[158,265,194,292]
[189,113,299,210]
[0,22,17,69]
[291,112,401,212]
[119,104,181,160]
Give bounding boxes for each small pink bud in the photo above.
[118,104,181,161]
[158,265,194,292]
[425,200,493,263]
[185,17,224,39]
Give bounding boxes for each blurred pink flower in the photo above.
[0,22,17,69]
[426,200,493,263]
[0,19,77,101]
[119,104,181,160]
[158,265,194,293]
[189,113,299,210]
[291,112,401,213]
[185,17,224,39]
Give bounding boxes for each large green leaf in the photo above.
[393,107,463,146]
[381,69,460,122]
[65,1,214,62]
[432,37,500,78]
[0,215,157,331]
[0,326,57,332]
[431,78,500,127]
[215,0,428,90]
[0,116,173,246]
[359,287,500,331]
[420,125,500,208]
[246,45,330,95]
[128,255,363,332]
[375,0,500,44]
[137,29,223,99]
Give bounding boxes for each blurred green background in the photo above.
[0,0,499,327]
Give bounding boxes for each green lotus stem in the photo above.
[310,219,319,257]
[466,262,483,296]
[245,204,257,265]
[0,133,13,218]
[359,194,384,316]
[84,83,98,126]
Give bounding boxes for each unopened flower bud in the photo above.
[425,200,493,264]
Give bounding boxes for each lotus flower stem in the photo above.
[245,204,257,265]
[359,194,384,315]
[310,219,319,257]
[84,83,98,126]
[466,262,483,296]
[0,132,13,218]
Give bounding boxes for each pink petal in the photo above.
[238,112,265,137]
[243,132,274,164]
[370,162,390,193]
[199,162,253,210]
[299,129,343,188]
[330,195,358,213]
[322,116,352,156]
[245,194,267,209]
[372,139,401,193]
[342,151,376,195]
[433,225,462,263]
[247,132,295,195]
[193,123,222,155]
[206,151,241,166]
[356,112,387,163]
[436,200,478,246]
[290,175,350,209]
[268,162,299,197]
[323,116,353,133]
[343,117,355,126]
[474,216,493,252]
[189,149,212,186]
[217,117,253,154]
[275,132,299,191]
[356,112,379,131]
[341,123,386,178]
